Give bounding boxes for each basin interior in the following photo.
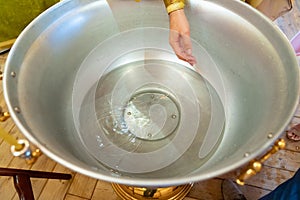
[4,0,299,186]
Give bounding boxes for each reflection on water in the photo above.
[74,52,225,175]
[71,26,225,177]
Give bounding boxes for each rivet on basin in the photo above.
[10,71,16,77]
[14,107,20,113]
[267,133,273,139]
[244,152,250,157]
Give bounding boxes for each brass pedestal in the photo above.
[112,183,193,200]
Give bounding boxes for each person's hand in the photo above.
[169,9,197,66]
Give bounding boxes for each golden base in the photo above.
[111,183,193,200]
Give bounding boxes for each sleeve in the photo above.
[246,0,264,8]
[163,0,185,14]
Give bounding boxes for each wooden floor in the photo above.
[0,2,300,200]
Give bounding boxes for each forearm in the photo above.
[163,0,185,14]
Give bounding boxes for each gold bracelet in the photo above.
[163,0,185,14]
[245,0,263,8]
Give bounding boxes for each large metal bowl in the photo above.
[3,0,299,186]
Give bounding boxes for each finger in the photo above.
[169,32,187,60]
[187,56,197,66]
[181,34,197,65]
[171,41,195,65]
[169,30,197,65]
[181,34,193,56]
